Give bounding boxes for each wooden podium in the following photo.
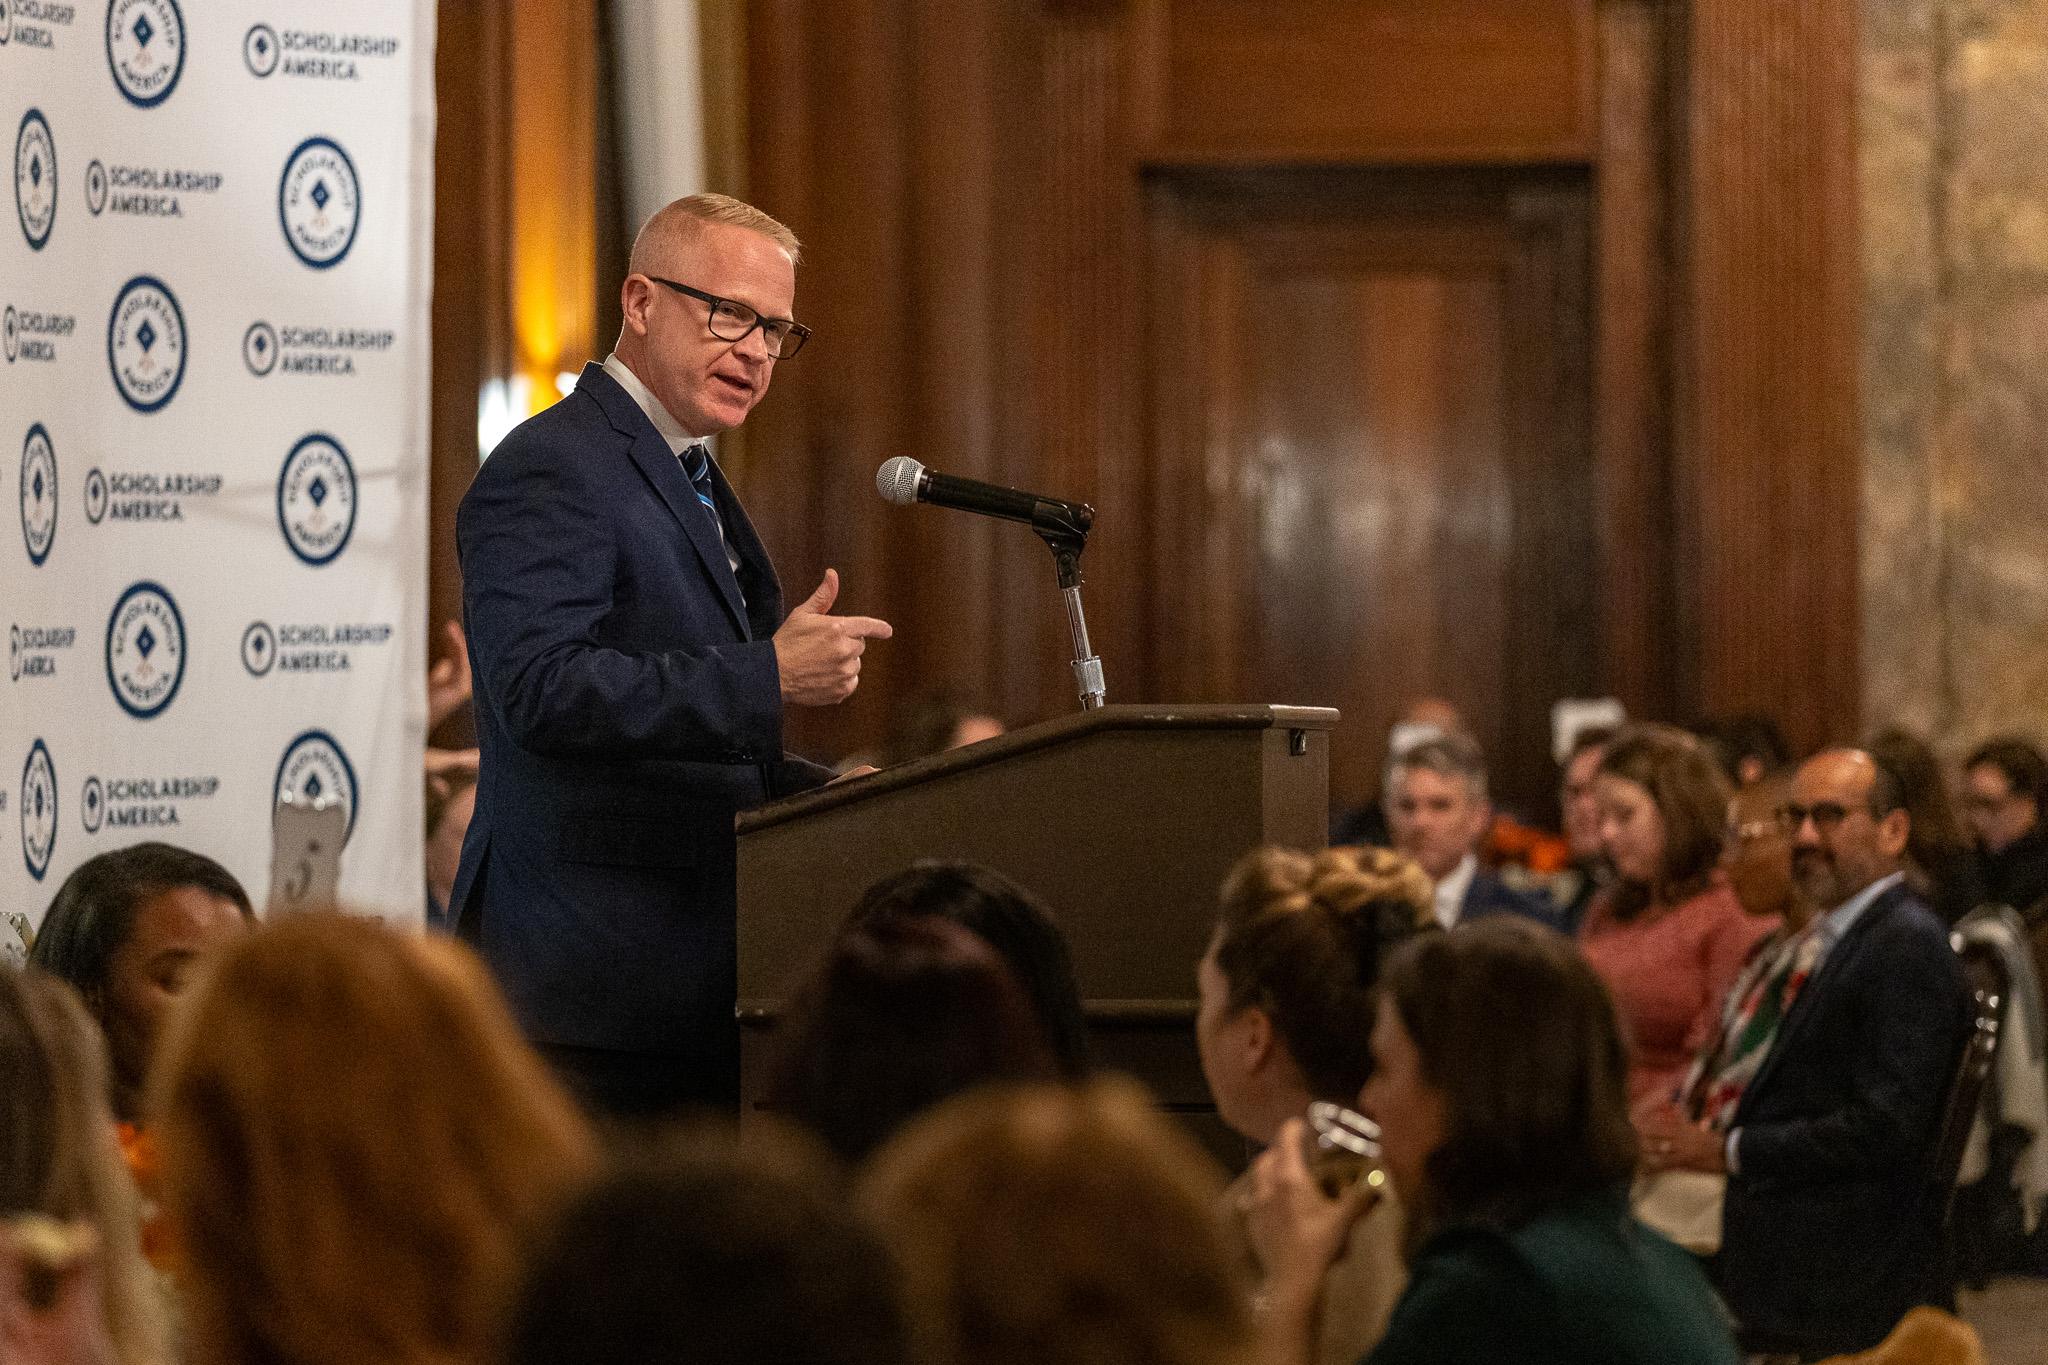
[735,703,1337,1157]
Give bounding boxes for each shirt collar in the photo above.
[602,353,700,455]
[1434,854,1479,930]
[1818,870,1904,950]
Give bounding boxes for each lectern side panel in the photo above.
[738,729,1312,1005]
[1261,726,1335,849]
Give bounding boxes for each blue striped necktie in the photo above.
[678,443,719,521]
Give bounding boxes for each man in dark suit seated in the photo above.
[1385,733,1555,930]
[1659,748,1971,1358]
[451,194,893,1118]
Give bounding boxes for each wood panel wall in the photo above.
[425,0,1865,804]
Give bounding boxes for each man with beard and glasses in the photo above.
[1693,749,1970,1358]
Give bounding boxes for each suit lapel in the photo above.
[708,459,784,636]
[580,365,752,639]
[1738,885,1904,1115]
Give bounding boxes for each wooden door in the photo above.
[1146,171,1595,814]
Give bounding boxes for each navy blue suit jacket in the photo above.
[1461,870,1558,929]
[449,364,829,1064]
[1716,881,1971,1357]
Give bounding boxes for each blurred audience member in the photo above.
[1693,713,1791,789]
[766,916,1056,1163]
[862,1078,1253,1365]
[844,860,1090,1077]
[505,1124,907,1365]
[1245,920,1737,1365]
[1868,726,1988,925]
[1553,725,1617,934]
[1384,735,1551,929]
[1631,774,1813,1251]
[1581,725,1773,1104]
[877,690,1005,768]
[1333,698,1467,847]
[29,843,253,1125]
[424,764,478,932]
[1964,737,2048,918]
[152,914,596,1365]
[1196,845,1429,1364]
[0,970,166,1365]
[1647,749,1970,1358]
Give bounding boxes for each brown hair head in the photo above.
[150,914,596,1365]
[0,969,166,1365]
[860,1078,1253,1365]
[1597,723,1732,917]
[1210,845,1432,1101]
[1381,919,1637,1240]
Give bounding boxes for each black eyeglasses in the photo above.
[647,277,811,358]
[1776,801,1874,833]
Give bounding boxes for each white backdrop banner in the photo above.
[2,0,435,948]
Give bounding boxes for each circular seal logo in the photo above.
[104,580,186,719]
[105,0,186,108]
[278,137,360,269]
[15,109,56,251]
[274,729,358,841]
[84,468,108,524]
[106,276,186,413]
[277,433,357,565]
[7,626,18,683]
[243,22,278,77]
[243,320,279,376]
[3,306,17,363]
[0,0,11,46]
[20,424,56,567]
[241,620,276,676]
[81,776,104,834]
[85,159,107,216]
[22,740,56,880]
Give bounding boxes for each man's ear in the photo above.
[619,275,653,337]
[1877,807,1911,861]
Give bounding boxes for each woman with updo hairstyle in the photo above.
[1245,920,1738,1365]
[1195,844,1431,1365]
[1579,724,1774,1104]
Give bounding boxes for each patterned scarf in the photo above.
[1681,918,1828,1131]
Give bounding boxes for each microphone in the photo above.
[875,457,1093,540]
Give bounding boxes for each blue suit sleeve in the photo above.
[459,430,784,761]
[1736,921,1969,1181]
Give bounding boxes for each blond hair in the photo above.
[1208,845,1433,1101]
[629,192,801,270]
[0,970,168,1365]
[151,915,597,1365]
[861,1078,1254,1365]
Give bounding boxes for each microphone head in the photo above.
[875,456,925,507]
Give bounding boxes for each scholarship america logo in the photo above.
[107,275,186,412]
[5,0,78,50]
[106,0,184,107]
[244,319,394,378]
[277,433,357,565]
[105,580,185,718]
[278,137,359,269]
[21,738,56,880]
[275,729,358,842]
[11,622,76,682]
[5,304,76,364]
[78,769,218,833]
[244,23,400,81]
[242,618,391,677]
[84,157,223,220]
[14,109,56,249]
[20,423,56,565]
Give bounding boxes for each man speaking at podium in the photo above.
[450,194,891,1117]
